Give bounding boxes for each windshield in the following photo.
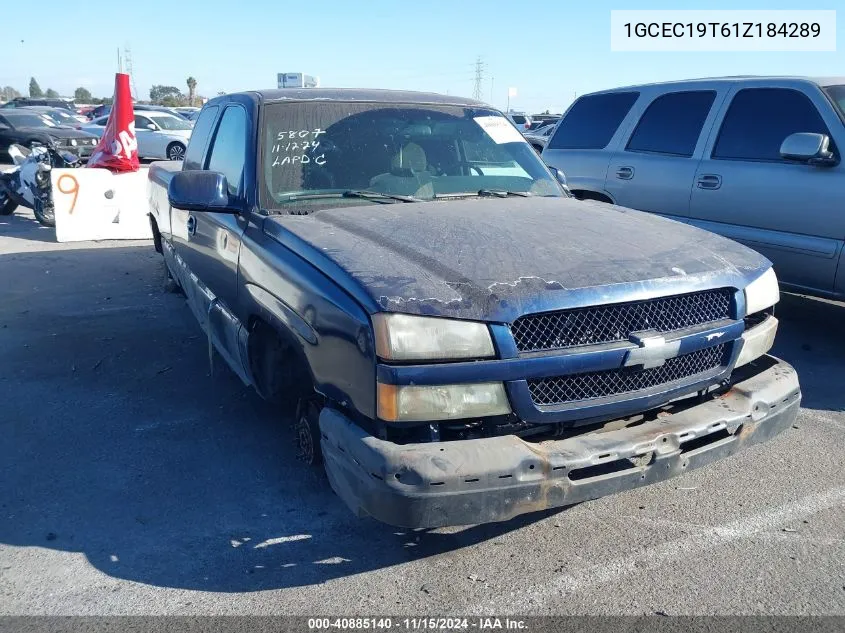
[824,85,845,121]
[5,113,56,128]
[149,115,193,130]
[43,110,78,126]
[261,102,561,212]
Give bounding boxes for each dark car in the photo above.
[0,111,99,161]
[2,97,79,113]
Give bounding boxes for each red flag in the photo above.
[86,73,139,173]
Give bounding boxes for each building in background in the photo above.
[277,73,319,89]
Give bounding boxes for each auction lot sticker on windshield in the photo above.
[474,116,526,144]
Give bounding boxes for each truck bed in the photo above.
[147,160,182,241]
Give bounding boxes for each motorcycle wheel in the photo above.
[0,191,18,216]
[33,198,55,227]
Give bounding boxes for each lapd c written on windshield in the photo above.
[271,128,327,167]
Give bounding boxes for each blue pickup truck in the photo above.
[147,88,800,528]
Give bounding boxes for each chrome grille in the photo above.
[527,344,727,406]
[511,289,732,353]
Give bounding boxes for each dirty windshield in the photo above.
[261,101,561,212]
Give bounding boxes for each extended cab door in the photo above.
[169,103,251,379]
[688,84,845,295]
[605,88,723,220]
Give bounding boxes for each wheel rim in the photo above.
[168,145,185,160]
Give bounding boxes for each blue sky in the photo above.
[3,0,842,114]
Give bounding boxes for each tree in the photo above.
[186,76,197,106]
[0,86,22,102]
[29,77,43,98]
[149,85,184,105]
[74,87,93,102]
[45,88,59,98]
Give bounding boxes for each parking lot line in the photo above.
[478,485,845,614]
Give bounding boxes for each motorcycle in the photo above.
[0,142,81,227]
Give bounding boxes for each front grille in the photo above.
[511,289,732,353]
[528,344,727,406]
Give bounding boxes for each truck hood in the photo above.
[263,197,771,322]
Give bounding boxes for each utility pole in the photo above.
[124,45,137,100]
[490,76,494,103]
[472,56,484,101]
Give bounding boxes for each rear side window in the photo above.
[548,92,639,150]
[207,106,247,196]
[626,91,716,157]
[183,105,219,170]
[510,115,526,124]
[713,88,830,162]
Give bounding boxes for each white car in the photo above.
[81,112,192,160]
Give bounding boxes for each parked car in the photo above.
[506,111,533,130]
[0,110,98,162]
[523,121,558,152]
[83,112,192,160]
[19,106,87,127]
[1,97,79,113]
[526,116,559,131]
[146,88,797,528]
[544,76,845,301]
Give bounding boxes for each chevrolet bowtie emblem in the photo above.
[623,330,682,370]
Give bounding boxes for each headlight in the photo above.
[69,139,77,146]
[373,313,495,361]
[377,382,511,422]
[744,268,779,315]
[736,315,778,368]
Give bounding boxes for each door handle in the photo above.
[186,214,197,236]
[696,174,722,190]
[615,166,634,180]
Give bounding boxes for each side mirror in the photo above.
[779,132,837,166]
[168,171,239,213]
[546,164,572,195]
[146,123,157,131]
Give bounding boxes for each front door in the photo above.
[688,86,845,295]
[170,104,250,379]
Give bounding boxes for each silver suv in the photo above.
[543,76,845,301]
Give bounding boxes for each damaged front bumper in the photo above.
[320,355,800,528]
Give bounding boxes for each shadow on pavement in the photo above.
[772,292,845,412]
[0,243,557,593]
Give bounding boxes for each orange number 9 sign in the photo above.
[56,174,80,215]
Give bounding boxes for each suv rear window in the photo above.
[547,92,639,150]
[626,91,716,157]
[510,115,526,124]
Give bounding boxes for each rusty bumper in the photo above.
[320,355,800,528]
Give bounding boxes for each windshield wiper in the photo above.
[342,190,420,203]
[477,189,532,198]
[434,190,532,199]
[276,190,420,204]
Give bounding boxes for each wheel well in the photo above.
[166,141,185,152]
[571,189,613,204]
[247,317,315,411]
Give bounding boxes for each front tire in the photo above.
[0,191,17,215]
[166,142,185,161]
[33,198,55,227]
[295,397,323,466]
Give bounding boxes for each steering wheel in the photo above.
[459,163,484,176]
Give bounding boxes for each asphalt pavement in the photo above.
[0,207,844,616]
